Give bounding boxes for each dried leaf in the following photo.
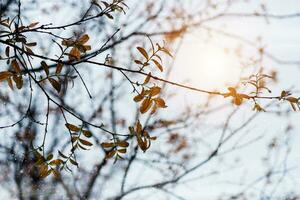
[69,47,81,60]
[140,98,153,114]
[65,123,81,132]
[79,139,93,146]
[0,71,13,81]
[41,61,49,76]
[137,47,149,60]
[48,77,61,93]
[151,59,163,72]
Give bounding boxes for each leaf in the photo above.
[65,123,81,132]
[0,71,13,81]
[287,97,298,103]
[28,22,39,28]
[105,13,114,19]
[11,59,21,73]
[140,98,153,114]
[101,142,115,148]
[161,47,173,57]
[49,159,63,166]
[233,96,243,106]
[79,139,93,146]
[69,158,78,166]
[143,73,151,85]
[133,94,143,102]
[5,46,9,57]
[26,42,37,47]
[69,47,81,60]
[77,34,89,45]
[55,63,63,74]
[137,47,149,60]
[151,59,163,72]
[58,151,68,158]
[149,86,161,96]
[7,77,14,90]
[48,78,61,93]
[83,130,92,138]
[117,149,127,154]
[105,150,116,159]
[134,60,143,65]
[41,61,49,76]
[154,97,167,108]
[46,154,53,161]
[13,75,23,89]
[290,102,297,111]
[116,141,129,148]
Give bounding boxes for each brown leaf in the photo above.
[48,78,61,93]
[83,130,92,138]
[143,73,151,85]
[149,86,161,96]
[137,47,149,60]
[101,142,115,148]
[55,63,63,74]
[69,47,81,60]
[151,59,163,72]
[140,98,153,114]
[77,34,89,45]
[41,61,49,76]
[133,94,144,102]
[0,71,13,81]
[65,123,81,132]
[11,59,21,73]
[154,97,167,108]
[79,139,93,146]
[116,141,129,148]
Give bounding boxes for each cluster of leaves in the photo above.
[134,86,167,114]
[101,139,129,162]
[100,41,173,160]
[0,18,39,56]
[280,90,300,111]
[224,73,300,112]
[62,34,91,61]
[33,123,93,177]
[129,120,157,152]
[92,0,128,19]
[134,42,173,72]
[0,59,23,90]
[65,123,93,152]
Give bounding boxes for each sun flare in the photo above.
[175,40,240,90]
